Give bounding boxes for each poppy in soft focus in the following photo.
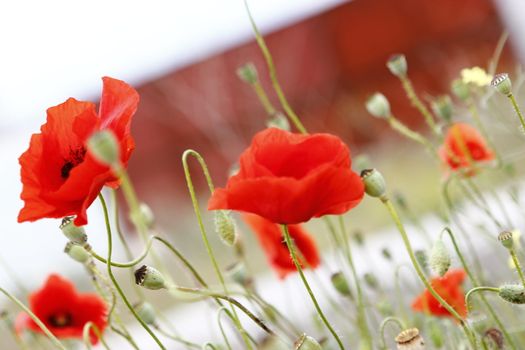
[18,77,139,226]
[15,274,107,344]
[243,213,320,278]
[411,268,467,318]
[438,123,494,176]
[208,128,364,224]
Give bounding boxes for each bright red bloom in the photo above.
[15,274,107,344]
[438,123,494,175]
[208,128,364,224]
[411,269,467,318]
[18,77,139,226]
[243,213,320,279]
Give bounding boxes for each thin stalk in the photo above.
[216,308,234,350]
[379,317,406,350]
[387,114,438,156]
[509,249,525,288]
[281,225,345,350]
[465,287,500,313]
[89,237,153,267]
[252,81,277,116]
[82,322,110,350]
[399,76,441,136]
[508,94,525,133]
[154,326,201,349]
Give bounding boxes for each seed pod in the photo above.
[395,328,425,350]
[60,216,88,244]
[134,265,167,290]
[491,73,512,96]
[361,169,387,198]
[134,302,157,325]
[498,284,525,304]
[498,231,514,250]
[366,93,391,119]
[64,242,90,264]
[431,95,453,123]
[294,334,322,350]
[387,54,408,78]
[266,112,291,131]
[429,239,451,277]
[236,62,259,85]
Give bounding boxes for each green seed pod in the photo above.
[294,334,322,350]
[214,210,238,246]
[60,216,88,244]
[87,130,120,167]
[451,79,470,101]
[429,239,451,277]
[331,272,352,297]
[134,302,157,325]
[64,242,90,263]
[431,95,453,123]
[498,284,525,304]
[266,112,291,131]
[387,54,408,78]
[236,62,259,85]
[366,93,391,118]
[491,73,512,96]
[498,231,514,250]
[361,169,387,198]
[395,328,425,350]
[134,265,167,290]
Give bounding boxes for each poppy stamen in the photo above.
[60,147,86,179]
[49,313,72,327]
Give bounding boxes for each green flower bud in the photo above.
[134,302,157,325]
[387,54,408,78]
[395,328,425,350]
[364,272,379,290]
[236,62,259,85]
[226,262,252,287]
[431,95,453,123]
[451,79,470,101]
[60,216,87,244]
[214,210,238,246]
[331,272,352,297]
[134,265,167,290]
[361,169,387,198]
[498,284,525,304]
[87,130,120,167]
[366,93,391,118]
[498,231,514,250]
[294,334,322,350]
[429,239,451,277]
[491,73,512,96]
[266,112,291,131]
[64,242,91,263]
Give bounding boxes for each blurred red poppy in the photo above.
[243,213,320,278]
[18,77,139,226]
[412,268,467,318]
[15,274,107,344]
[208,128,364,224]
[438,123,493,175]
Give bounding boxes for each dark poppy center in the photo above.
[49,313,72,328]
[61,147,86,179]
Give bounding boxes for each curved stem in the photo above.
[379,317,406,350]
[465,287,500,313]
[98,194,166,350]
[0,287,67,350]
[387,115,438,156]
[216,308,234,350]
[399,76,440,137]
[90,237,153,268]
[281,225,345,349]
[82,322,110,350]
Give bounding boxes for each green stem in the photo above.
[154,326,201,349]
[508,94,525,133]
[387,115,438,158]
[252,81,277,116]
[281,225,345,350]
[83,322,110,350]
[399,76,441,136]
[98,194,166,350]
[379,317,406,350]
[89,237,153,267]
[510,249,525,288]
[465,287,500,313]
[216,308,234,350]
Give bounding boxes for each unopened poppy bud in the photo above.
[134,302,157,325]
[415,250,429,275]
[236,62,259,85]
[266,112,291,131]
[498,231,514,250]
[214,210,238,246]
[64,242,90,263]
[134,265,167,290]
[366,93,391,118]
[387,54,408,78]
[429,239,451,277]
[395,328,425,350]
[491,73,512,96]
[294,334,322,350]
[499,284,525,304]
[361,169,387,198]
[364,272,379,290]
[60,216,88,244]
[451,79,470,101]
[484,328,504,349]
[87,130,120,167]
[226,262,251,287]
[331,272,352,297]
[431,95,453,123]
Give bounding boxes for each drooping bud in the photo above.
[134,265,167,290]
[491,73,512,96]
[429,239,451,277]
[294,334,322,350]
[87,130,120,167]
[395,328,425,350]
[364,272,379,290]
[451,79,470,101]
[331,272,352,297]
[236,62,259,85]
[214,210,238,246]
[226,262,252,287]
[365,93,391,118]
[64,242,90,264]
[134,302,157,325]
[498,284,525,304]
[60,216,88,244]
[431,95,453,123]
[387,54,408,78]
[266,112,291,131]
[498,231,514,250]
[361,169,387,199]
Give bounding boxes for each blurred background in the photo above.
[1,0,525,348]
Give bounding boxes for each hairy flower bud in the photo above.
[429,239,451,277]
[498,284,525,304]
[134,302,157,325]
[331,272,352,297]
[498,231,514,250]
[134,265,167,290]
[395,328,425,350]
[387,54,408,78]
[366,93,391,118]
[491,73,512,96]
[64,242,90,263]
[60,216,88,244]
[214,210,238,246]
[431,95,453,123]
[361,169,387,198]
[266,112,291,131]
[87,130,120,167]
[294,334,322,350]
[236,62,259,85]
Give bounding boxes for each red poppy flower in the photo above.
[208,128,364,224]
[15,274,107,344]
[243,213,320,279]
[438,123,493,175]
[18,77,139,226]
[411,268,467,318]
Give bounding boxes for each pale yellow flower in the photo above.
[460,67,493,87]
